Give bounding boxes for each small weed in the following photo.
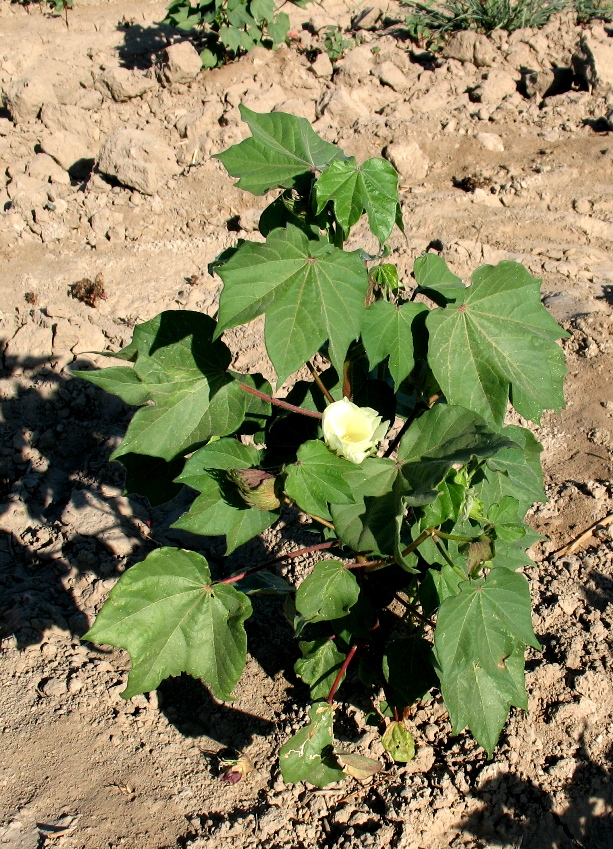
[402,0,612,42]
[70,273,107,308]
[24,292,38,305]
[322,25,355,62]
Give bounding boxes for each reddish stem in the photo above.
[238,381,322,419]
[327,643,358,704]
[215,541,338,586]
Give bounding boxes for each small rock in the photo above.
[384,140,430,184]
[471,69,517,104]
[373,60,410,92]
[523,68,556,100]
[96,67,156,102]
[310,52,334,79]
[26,153,71,186]
[404,744,436,773]
[3,73,57,123]
[573,33,613,91]
[443,30,495,67]
[354,3,384,30]
[156,41,202,86]
[4,323,53,367]
[318,86,369,125]
[97,129,181,195]
[42,677,68,698]
[338,43,375,80]
[573,197,593,214]
[40,103,100,148]
[40,132,94,176]
[475,131,504,152]
[6,174,49,211]
[0,117,13,136]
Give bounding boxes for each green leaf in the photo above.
[92,312,252,462]
[487,496,526,541]
[414,253,464,305]
[117,453,184,507]
[435,568,540,755]
[171,472,278,555]
[295,638,346,700]
[397,404,516,505]
[215,106,344,195]
[75,366,150,406]
[381,722,415,762]
[178,437,260,485]
[419,564,463,617]
[216,225,369,382]
[83,548,251,701]
[427,262,568,425]
[362,300,428,390]
[267,10,290,44]
[250,0,275,22]
[295,560,360,623]
[383,636,438,708]
[219,23,243,51]
[315,156,401,243]
[231,570,293,595]
[370,263,399,293]
[280,702,345,787]
[200,48,219,68]
[285,440,356,519]
[333,407,511,561]
[475,424,545,517]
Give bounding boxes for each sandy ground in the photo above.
[0,1,613,847]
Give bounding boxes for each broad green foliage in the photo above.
[84,549,251,700]
[435,568,540,755]
[163,0,294,69]
[216,106,344,196]
[81,107,568,787]
[426,262,568,425]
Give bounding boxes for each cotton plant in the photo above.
[79,107,567,786]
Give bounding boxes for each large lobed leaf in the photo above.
[362,300,428,390]
[435,568,540,755]
[315,156,403,244]
[215,224,369,383]
[427,261,568,425]
[215,106,345,195]
[77,312,263,462]
[285,440,356,520]
[83,548,252,701]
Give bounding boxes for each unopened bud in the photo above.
[226,468,281,511]
[219,753,254,784]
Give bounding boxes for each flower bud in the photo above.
[226,468,281,511]
[322,397,388,465]
[219,754,254,784]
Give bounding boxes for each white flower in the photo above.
[322,398,389,465]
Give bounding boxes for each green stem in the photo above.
[327,643,358,704]
[238,381,322,420]
[216,540,339,586]
[435,531,477,542]
[400,528,431,558]
[431,534,467,580]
